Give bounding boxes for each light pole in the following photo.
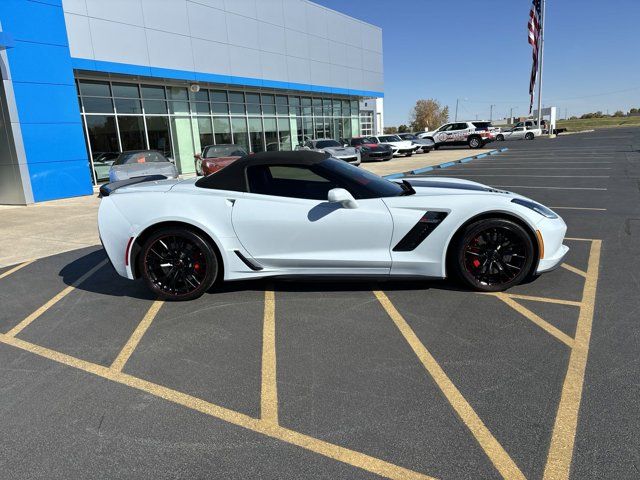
[510,107,514,123]
[489,104,495,122]
[454,98,467,122]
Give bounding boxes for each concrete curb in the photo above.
[382,147,509,179]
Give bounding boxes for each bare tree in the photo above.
[409,99,449,132]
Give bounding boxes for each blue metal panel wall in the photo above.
[0,0,92,202]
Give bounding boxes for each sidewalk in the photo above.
[361,147,492,176]
[0,196,100,267]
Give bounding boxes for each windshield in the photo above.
[204,145,247,158]
[316,158,404,198]
[379,135,401,142]
[113,151,168,165]
[315,140,341,148]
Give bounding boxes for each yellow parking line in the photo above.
[495,293,574,348]
[0,260,34,280]
[5,260,107,338]
[480,292,582,307]
[261,289,278,425]
[0,332,436,480]
[110,300,164,372]
[561,263,587,278]
[543,240,601,480]
[374,290,526,480]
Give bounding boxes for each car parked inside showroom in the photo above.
[295,138,361,165]
[368,135,416,156]
[396,133,435,153]
[108,150,178,183]
[98,151,568,301]
[194,144,248,176]
[347,137,393,162]
[421,122,496,149]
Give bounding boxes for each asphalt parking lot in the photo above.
[1,128,638,479]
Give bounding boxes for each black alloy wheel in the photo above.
[525,132,535,140]
[140,228,218,300]
[496,134,504,141]
[453,219,534,291]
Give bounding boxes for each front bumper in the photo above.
[335,154,361,165]
[362,150,393,161]
[535,216,569,273]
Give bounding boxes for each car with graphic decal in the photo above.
[421,122,496,149]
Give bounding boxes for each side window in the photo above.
[246,164,340,200]
[438,124,451,132]
[452,123,468,130]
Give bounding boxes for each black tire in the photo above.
[451,219,534,292]
[433,144,440,150]
[405,152,413,157]
[496,134,504,141]
[525,132,534,140]
[468,136,482,149]
[139,227,218,301]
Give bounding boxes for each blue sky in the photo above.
[315,0,640,126]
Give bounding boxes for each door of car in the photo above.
[231,163,393,273]
[509,126,526,139]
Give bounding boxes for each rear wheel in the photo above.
[525,132,534,140]
[140,228,218,301]
[452,219,534,292]
[405,152,413,157]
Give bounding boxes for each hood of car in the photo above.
[400,177,514,197]
[383,140,413,148]
[319,146,357,156]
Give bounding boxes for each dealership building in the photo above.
[0,0,383,204]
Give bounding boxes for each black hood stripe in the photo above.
[405,180,492,192]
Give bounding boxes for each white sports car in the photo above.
[98,151,568,301]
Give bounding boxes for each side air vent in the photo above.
[393,211,449,252]
[234,250,263,271]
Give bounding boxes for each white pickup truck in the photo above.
[495,121,542,141]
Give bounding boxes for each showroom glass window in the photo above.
[78,78,362,184]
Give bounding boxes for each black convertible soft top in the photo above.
[195,150,330,191]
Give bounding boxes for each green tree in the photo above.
[629,108,639,114]
[409,99,449,132]
[613,110,625,117]
[398,124,410,133]
[383,126,398,134]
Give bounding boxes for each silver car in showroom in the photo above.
[296,139,361,166]
[108,150,179,182]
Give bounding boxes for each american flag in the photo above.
[528,0,542,113]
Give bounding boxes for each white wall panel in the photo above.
[64,13,93,59]
[141,0,189,36]
[192,38,231,75]
[187,2,228,43]
[256,0,285,26]
[146,30,195,71]
[64,0,383,94]
[228,45,261,78]
[85,0,144,26]
[89,18,149,66]
[258,22,286,54]
[226,13,259,49]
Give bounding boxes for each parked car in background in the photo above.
[194,144,248,176]
[296,139,361,165]
[368,135,416,156]
[396,133,435,153]
[422,122,495,149]
[108,150,178,182]
[348,137,394,162]
[93,152,119,182]
[496,122,542,141]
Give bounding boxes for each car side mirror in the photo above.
[327,188,358,209]
[168,157,175,164]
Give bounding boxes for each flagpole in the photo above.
[536,0,546,130]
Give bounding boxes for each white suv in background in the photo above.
[496,121,542,141]
[420,121,496,149]
[368,135,417,157]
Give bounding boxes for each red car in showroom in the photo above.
[194,144,248,175]
[347,137,393,161]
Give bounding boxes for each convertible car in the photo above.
[98,151,568,301]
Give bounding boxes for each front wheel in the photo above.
[140,228,218,301]
[496,134,504,141]
[451,219,535,292]
[405,152,413,157]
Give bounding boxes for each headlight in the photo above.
[511,198,558,218]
